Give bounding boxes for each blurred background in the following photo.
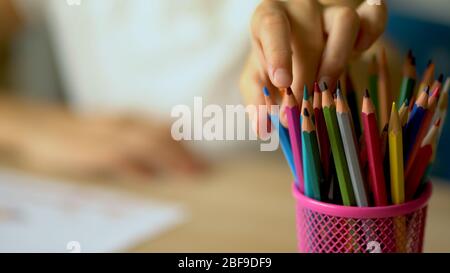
[0,0,449,252]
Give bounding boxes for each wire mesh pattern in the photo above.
[295,204,428,253]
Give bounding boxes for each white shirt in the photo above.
[15,0,259,117]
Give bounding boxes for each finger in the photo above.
[354,0,388,52]
[278,0,324,127]
[286,0,324,98]
[252,0,293,88]
[318,6,361,90]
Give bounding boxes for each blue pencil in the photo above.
[263,87,297,182]
[404,87,429,162]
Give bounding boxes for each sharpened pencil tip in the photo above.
[383,123,388,132]
[336,80,341,91]
[407,49,413,59]
[263,87,270,97]
[303,85,309,100]
[320,81,328,92]
[286,87,293,95]
[438,73,444,83]
[364,89,370,98]
[427,59,433,67]
[403,99,409,108]
[391,102,397,113]
[411,57,416,66]
[424,85,430,95]
[314,82,320,93]
[336,87,343,98]
[303,108,310,117]
[436,118,441,127]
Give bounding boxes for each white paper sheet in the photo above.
[0,170,186,253]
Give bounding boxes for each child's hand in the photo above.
[240,0,387,127]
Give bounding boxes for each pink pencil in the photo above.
[285,87,304,192]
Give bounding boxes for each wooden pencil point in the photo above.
[303,85,309,100]
[364,89,370,98]
[321,82,328,92]
[438,74,444,83]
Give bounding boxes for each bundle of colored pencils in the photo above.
[263,50,449,207]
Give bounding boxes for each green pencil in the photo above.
[301,108,322,201]
[321,82,356,206]
[398,51,417,106]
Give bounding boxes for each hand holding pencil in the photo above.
[240,0,387,129]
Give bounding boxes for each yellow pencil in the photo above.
[389,102,406,252]
[389,102,404,204]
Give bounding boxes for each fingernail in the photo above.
[272,68,292,87]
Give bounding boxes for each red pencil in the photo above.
[285,87,305,192]
[405,119,441,200]
[362,89,388,206]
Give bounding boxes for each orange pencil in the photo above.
[418,60,435,93]
[378,47,392,129]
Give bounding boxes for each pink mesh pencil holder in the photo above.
[292,183,432,253]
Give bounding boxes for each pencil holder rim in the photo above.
[292,182,432,218]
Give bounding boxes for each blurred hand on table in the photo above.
[0,97,203,181]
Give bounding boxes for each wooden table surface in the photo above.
[102,152,450,253]
[7,151,449,252]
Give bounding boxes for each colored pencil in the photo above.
[343,74,361,138]
[389,103,407,253]
[430,74,444,94]
[362,89,388,206]
[398,50,417,107]
[405,119,441,200]
[405,85,440,177]
[301,108,322,200]
[378,48,392,129]
[322,82,356,206]
[336,88,368,207]
[263,87,297,182]
[388,103,404,204]
[380,123,390,202]
[313,82,332,195]
[398,100,409,128]
[301,85,314,124]
[404,87,429,162]
[418,60,435,94]
[443,77,450,94]
[284,87,305,191]
[435,82,449,143]
[368,55,379,115]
